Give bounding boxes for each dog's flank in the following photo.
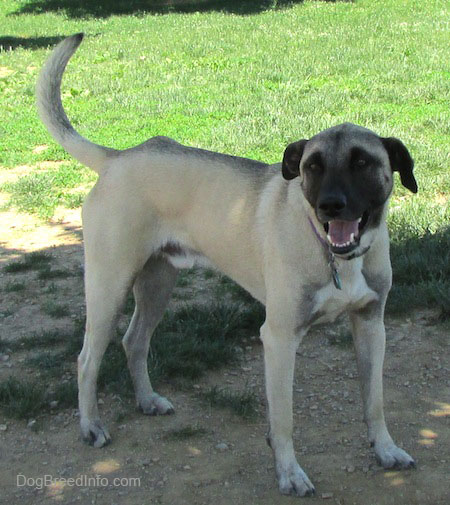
[36,33,117,173]
[37,34,417,497]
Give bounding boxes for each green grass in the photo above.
[41,300,70,318]
[201,386,259,420]
[25,350,67,374]
[163,424,208,441]
[3,281,26,292]
[327,328,353,348]
[0,0,448,314]
[14,299,262,412]
[37,266,73,280]
[52,379,79,408]
[0,376,46,419]
[0,375,78,418]
[3,252,52,273]
[149,301,263,383]
[389,226,450,317]
[13,329,69,350]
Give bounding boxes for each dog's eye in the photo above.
[308,163,321,171]
[355,159,367,168]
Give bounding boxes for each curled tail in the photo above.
[36,33,116,173]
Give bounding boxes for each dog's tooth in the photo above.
[327,234,332,243]
[350,233,355,243]
[357,217,362,223]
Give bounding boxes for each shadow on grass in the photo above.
[10,0,348,19]
[388,225,450,318]
[0,35,65,52]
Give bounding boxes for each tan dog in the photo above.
[37,34,417,497]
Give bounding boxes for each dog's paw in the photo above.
[374,442,416,470]
[277,462,316,497]
[81,419,111,448]
[138,393,175,416]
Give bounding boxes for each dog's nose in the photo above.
[318,195,347,217]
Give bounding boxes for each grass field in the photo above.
[1,1,449,310]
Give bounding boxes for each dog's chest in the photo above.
[310,261,377,325]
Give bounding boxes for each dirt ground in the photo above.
[0,203,449,505]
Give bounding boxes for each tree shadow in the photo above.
[9,0,349,19]
[0,35,65,51]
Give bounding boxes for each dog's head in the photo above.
[281,123,417,258]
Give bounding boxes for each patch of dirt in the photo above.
[0,206,449,505]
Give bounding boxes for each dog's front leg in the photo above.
[350,305,415,469]
[260,320,315,497]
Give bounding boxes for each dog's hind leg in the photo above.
[78,260,134,447]
[122,256,178,415]
[78,193,157,447]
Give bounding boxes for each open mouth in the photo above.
[323,211,370,255]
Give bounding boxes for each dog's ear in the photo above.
[282,139,308,180]
[381,137,418,193]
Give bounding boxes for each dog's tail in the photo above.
[36,33,116,173]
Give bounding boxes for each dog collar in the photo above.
[344,246,371,260]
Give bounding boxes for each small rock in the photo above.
[321,492,334,499]
[346,465,355,473]
[151,457,160,463]
[98,398,104,405]
[183,465,191,471]
[215,443,229,451]
[0,424,7,431]
[0,354,10,362]
[27,419,37,430]
[49,400,59,409]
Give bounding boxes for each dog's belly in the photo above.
[159,242,212,270]
[156,232,267,303]
[310,271,378,325]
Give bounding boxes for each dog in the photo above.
[36,34,417,497]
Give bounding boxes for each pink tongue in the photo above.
[328,220,359,245]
